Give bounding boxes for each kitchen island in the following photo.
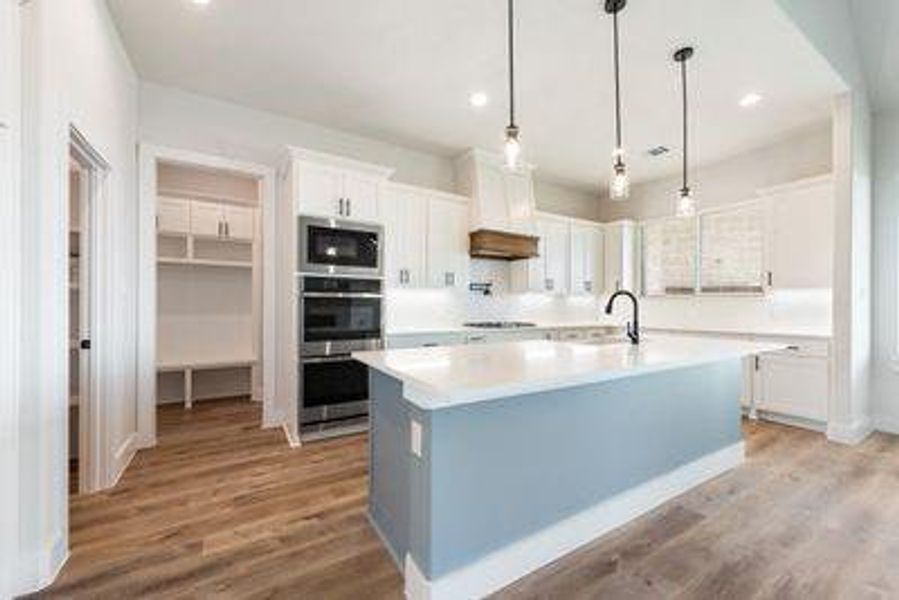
[353,336,784,600]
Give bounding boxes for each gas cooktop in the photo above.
[463,321,537,329]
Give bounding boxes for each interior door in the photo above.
[223,204,254,241]
[190,200,223,238]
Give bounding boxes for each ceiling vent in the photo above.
[647,145,670,157]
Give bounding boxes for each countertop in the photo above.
[353,335,787,410]
[384,321,620,337]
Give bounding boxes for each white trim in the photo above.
[755,173,834,198]
[108,432,138,488]
[15,529,67,597]
[282,422,301,448]
[285,145,395,179]
[403,442,745,600]
[874,414,899,435]
[137,144,281,447]
[382,180,470,205]
[827,417,874,445]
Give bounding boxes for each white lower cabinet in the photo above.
[753,348,829,423]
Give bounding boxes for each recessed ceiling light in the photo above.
[192,0,211,6]
[739,93,763,108]
[469,92,488,108]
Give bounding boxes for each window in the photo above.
[642,217,697,296]
[699,204,765,294]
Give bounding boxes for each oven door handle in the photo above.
[302,292,383,299]
[302,354,355,364]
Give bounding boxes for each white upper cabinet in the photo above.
[190,200,224,238]
[288,147,394,222]
[382,183,470,290]
[510,215,571,295]
[569,223,603,296]
[427,196,469,289]
[455,149,535,235]
[603,220,638,294]
[223,204,255,241]
[157,197,190,235]
[761,175,834,289]
[381,186,427,289]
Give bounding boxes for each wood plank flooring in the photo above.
[39,399,899,599]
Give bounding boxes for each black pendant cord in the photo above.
[612,9,623,162]
[507,0,516,129]
[680,56,688,193]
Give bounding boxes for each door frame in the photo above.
[136,144,279,448]
[68,126,108,493]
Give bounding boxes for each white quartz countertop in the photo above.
[384,321,620,337]
[353,335,787,410]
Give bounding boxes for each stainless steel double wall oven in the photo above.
[297,216,383,438]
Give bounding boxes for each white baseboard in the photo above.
[109,432,138,488]
[827,418,874,445]
[16,529,68,596]
[404,442,745,600]
[874,414,899,435]
[282,423,301,448]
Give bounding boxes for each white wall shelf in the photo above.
[157,257,253,269]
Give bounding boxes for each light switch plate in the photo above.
[410,419,422,457]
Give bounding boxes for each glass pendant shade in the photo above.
[504,125,521,171]
[676,187,696,218]
[609,149,629,200]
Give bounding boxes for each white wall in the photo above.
[0,0,22,596]
[598,123,832,221]
[18,0,138,593]
[872,109,899,433]
[534,179,601,222]
[774,0,874,443]
[140,82,457,192]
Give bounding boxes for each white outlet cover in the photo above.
[410,419,423,457]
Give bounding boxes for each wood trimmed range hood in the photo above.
[469,229,539,261]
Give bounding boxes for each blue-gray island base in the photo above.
[367,359,745,600]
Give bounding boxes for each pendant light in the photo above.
[504,0,522,170]
[606,0,629,200]
[673,46,696,218]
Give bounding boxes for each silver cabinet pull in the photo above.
[217,221,223,237]
[338,198,345,216]
[584,281,593,293]
[347,198,352,217]
[445,272,455,287]
[545,278,554,291]
[225,221,230,238]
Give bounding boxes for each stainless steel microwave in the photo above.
[297,216,383,277]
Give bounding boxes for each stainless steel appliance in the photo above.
[297,216,383,277]
[298,274,383,439]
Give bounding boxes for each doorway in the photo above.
[68,128,106,495]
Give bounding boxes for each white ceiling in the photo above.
[107,0,846,191]
[850,0,899,112]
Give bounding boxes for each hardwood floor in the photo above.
[40,399,899,599]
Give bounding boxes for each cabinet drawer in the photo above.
[386,333,465,349]
[761,338,830,359]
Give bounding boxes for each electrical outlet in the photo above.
[410,419,422,457]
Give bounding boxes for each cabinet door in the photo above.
[754,353,829,422]
[223,205,255,241]
[381,188,427,288]
[427,198,469,289]
[342,174,380,222]
[543,220,569,295]
[504,171,534,233]
[765,180,834,289]
[570,224,602,295]
[190,201,223,238]
[603,222,636,294]
[298,163,343,218]
[157,197,190,235]
[510,221,547,293]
